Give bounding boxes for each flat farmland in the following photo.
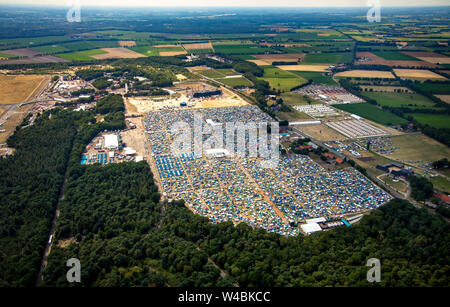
[301,52,353,64]
[435,95,450,104]
[55,49,107,61]
[333,103,407,126]
[289,71,336,85]
[182,42,213,51]
[372,51,420,61]
[405,113,450,129]
[119,41,136,47]
[281,92,322,106]
[355,52,436,68]
[0,75,50,104]
[387,133,450,164]
[213,44,270,54]
[91,47,145,59]
[276,65,330,72]
[359,86,413,93]
[402,51,450,64]
[394,69,447,81]
[216,77,252,87]
[260,66,307,91]
[363,92,436,109]
[253,53,305,64]
[335,70,395,79]
[413,82,450,95]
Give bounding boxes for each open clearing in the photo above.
[248,59,270,66]
[393,69,447,81]
[91,47,145,59]
[363,92,436,109]
[335,70,395,79]
[355,52,436,68]
[404,113,450,129]
[0,75,50,104]
[295,124,347,141]
[360,86,413,93]
[402,51,450,64]
[387,133,450,164]
[276,65,330,72]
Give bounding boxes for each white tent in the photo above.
[300,223,322,235]
[104,134,119,150]
[124,147,137,156]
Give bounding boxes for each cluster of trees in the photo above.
[95,94,125,115]
[409,175,434,202]
[432,158,449,170]
[92,77,113,90]
[0,110,77,286]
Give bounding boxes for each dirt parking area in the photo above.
[0,74,50,104]
[294,124,347,141]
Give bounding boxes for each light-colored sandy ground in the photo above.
[91,47,146,59]
[276,65,330,72]
[253,53,305,64]
[393,69,447,80]
[335,70,395,79]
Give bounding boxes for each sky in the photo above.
[1,0,449,7]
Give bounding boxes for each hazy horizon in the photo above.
[1,0,449,8]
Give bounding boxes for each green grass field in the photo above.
[0,52,18,59]
[372,51,421,61]
[198,69,226,78]
[413,82,450,95]
[213,44,270,54]
[301,52,353,64]
[334,103,408,125]
[363,92,437,109]
[216,77,252,87]
[281,92,322,105]
[55,49,107,61]
[262,66,299,78]
[405,113,450,129]
[130,46,159,56]
[262,77,307,92]
[289,71,337,85]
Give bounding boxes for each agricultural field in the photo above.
[362,92,437,109]
[413,82,450,95]
[216,77,252,87]
[0,74,50,104]
[372,51,421,61]
[335,70,396,79]
[90,47,146,59]
[393,69,447,81]
[253,53,305,64]
[281,92,322,106]
[359,86,413,93]
[301,52,353,64]
[213,44,270,54]
[55,49,108,61]
[289,71,336,85]
[333,103,408,126]
[276,65,330,72]
[405,113,450,129]
[260,66,307,91]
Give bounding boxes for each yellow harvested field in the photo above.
[159,51,187,56]
[393,69,447,80]
[119,41,136,47]
[0,74,50,104]
[0,108,5,116]
[276,65,330,72]
[435,95,450,104]
[176,74,187,80]
[182,42,213,50]
[416,57,450,64]
[335,70,395,78]
[91,47,145,59]
[248,59,270,66]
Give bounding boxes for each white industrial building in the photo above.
[104,134,119,150]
